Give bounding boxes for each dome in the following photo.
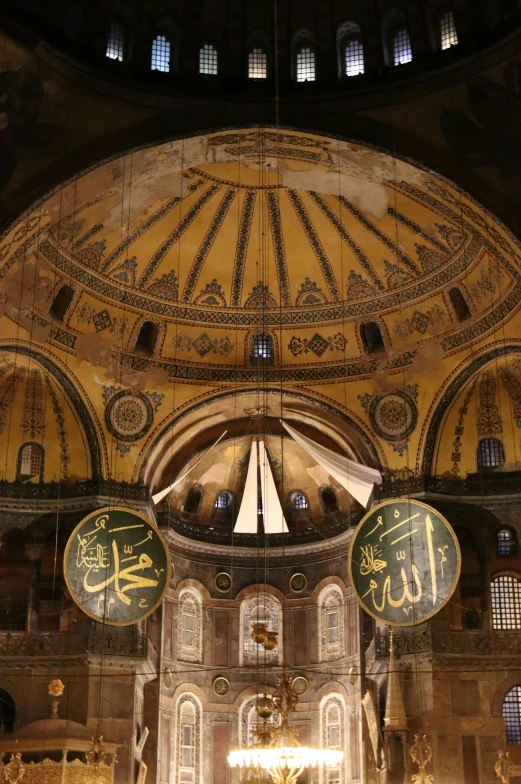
[15,718,92,740]
[2,129,517,386]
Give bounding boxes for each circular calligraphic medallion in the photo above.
[64,507,170,626]
[215,572,233,593]
[289,573,307,593]
[105,391,153,442]
[348,499,460,627]
[292,676,309,696]
[213,677,230,696]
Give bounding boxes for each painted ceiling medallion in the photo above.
[105,390,154,442]
[367,390,418,443]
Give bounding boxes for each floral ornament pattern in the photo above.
[103,387,164,442]
[477,371,502,435]
[172,331,234,358]
[451,379,477,476]
[394,305,446,340]
[287,332,347,358]
[359,385,418,456]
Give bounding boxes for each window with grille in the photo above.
[215,491,230,509]
[183,609,196,648]
[503,687,521,744]
[498,530,515,557]
[440,9,458,49]
[296,46,316,82]
[258,494,263,515]
[199,43,218,75]
[393,28,412,65]
[477,438,505,469]
[321,696,345,784]
[345,38,364,76]
[18,443,43,479]
[106,21,125,61]
[252,332,273,360]
[151,35,170,72]
[248,48,267,79]
[177,590,202,662]
[491,575,521,630]
[327,611,339,644]
[293,492,308,510]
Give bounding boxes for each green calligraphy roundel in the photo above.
[348,499,461,627]
[64,507,170,626]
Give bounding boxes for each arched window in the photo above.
[448,286,471,321]
[199,44,218,75]
[106,21,125,61]
[504,687,521,745]
[215,491,231,509]
[320,694,346,784]
[151,35,170,72]
[321,486,339,515]
[319,585,345,661]
[359,321,385,355]
[248,48,268,79]
[440,9,458,49]
[183,486,203,515]
[175,695,202,784]
[295,45,316,81]
[344,37,365,76]
[498,529,516,557]
[135,321,159,356]
[292,491,309,510]
[63,3,82,41]
[17,443,44,481]
[382,10,411,67]
[477,438,505,470]
[49,284,75,323]
[491,575,521,629]
[252,332,274,363]
[0,690,15,734]
[240,593,282,666]
[177,589,203,662]
[393,28,412,65]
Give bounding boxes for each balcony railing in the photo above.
[375,629,521,658]
[375,471,521,500]
[0,626,155,661]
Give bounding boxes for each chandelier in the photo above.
[228,674,343,784]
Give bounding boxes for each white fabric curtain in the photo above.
[259,438,289,534]
[234,439,259,533]
[281,421,381,508]
[152,431,227,504]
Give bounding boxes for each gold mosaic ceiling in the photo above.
[1,129,520,375]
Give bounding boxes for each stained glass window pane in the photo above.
[106,22,124,61]
[20,444,42,476]
[498,530,515,557]
[248,48,267,79]
[393,28,412,65]
[345,38,364,76]
[491,576,521,630]
[440,10,458,50]
[296,47,316,82]
[215,492,230,509]
[293,492,308,509]
[199,44,218,75]
[503,687,521,744]
[478,438,505,469]
[253,333,273,359]
[151,35,170,72]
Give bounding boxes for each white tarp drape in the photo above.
[234,439,259,533]
[259,438,289,534]
[151,430,227,505]
[281,421,381,508]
